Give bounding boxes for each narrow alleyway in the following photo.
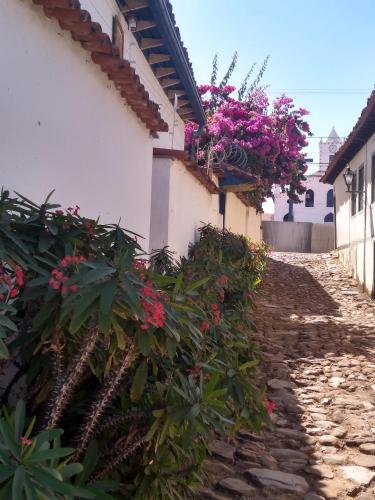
[199,253,375,500]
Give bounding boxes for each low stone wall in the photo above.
[262,221,334,253]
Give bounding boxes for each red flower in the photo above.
[217,275,229,287]
[15,267,24,287]
[199,321,210,333]
[49,255,85,295]
[187,365,202,378]
[263,397,277,415]
[20,436,32,446]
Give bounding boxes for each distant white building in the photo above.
[274,128,344,223]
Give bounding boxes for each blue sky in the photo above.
[172,0,375,211]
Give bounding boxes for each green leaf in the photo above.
[14,400,25,440]
[12,465,25,500]
[45,220,58,236]
[0,419,21,460]
[239,359,257,371]
[173,273,184,295]
[166,337,176,359]
[1,228,30,255]
[0,464,15,482]
[26,276,50,288]
[30,467,94,498]
[81,268,115,285]
[185,277,210,292]
[130,359,148,401]
[99,279,117,333]
[60,462,83,480]
[76,440,98,486]
[0,303,16,313]
[28,447,75,463]
[33,429,64,453]
[24,474,38,500]
[135,330,151,356]
[112,318,125,350]
[0,315,17,332]
[187,403,200,420]
[0,340,9,359]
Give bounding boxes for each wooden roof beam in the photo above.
[149,53,171,65]
[155,67,176,78]
[161,78,180,89]
[140,38,163,50]
[133,20,157,32]
[167,89,186,98]
[177,99,189,108]
[178,107,193,116]
[121,0,149,13]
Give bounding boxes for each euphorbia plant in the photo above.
[0,190,270,498]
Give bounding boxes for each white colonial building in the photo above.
[274,128,343,223]
[0,0,262,258]
[322,91,375,298]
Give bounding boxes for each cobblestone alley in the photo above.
[199,252,375,500]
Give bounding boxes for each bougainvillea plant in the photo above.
[185,54,312,211]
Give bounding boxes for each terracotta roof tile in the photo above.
[153,148,219,194]
[33,0,168,134]
[321,90,375,184]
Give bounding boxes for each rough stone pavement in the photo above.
[197,252,375,499]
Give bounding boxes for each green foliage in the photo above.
[210,53,218,85]
[0,401,115,499]
[219,51,238,88]
[0,192,269,499]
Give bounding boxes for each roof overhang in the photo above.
[33,0,168,134]
[321,91,375,184]
[118,0,206,125]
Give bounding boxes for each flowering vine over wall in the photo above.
[185,85,311,211]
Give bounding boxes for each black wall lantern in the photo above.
[343,167,355,192]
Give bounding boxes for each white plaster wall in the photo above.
[274,176,334,223]
[79,0,185,150]
[150,157,220,257]
[334,132,375,296]
[225,193,262,242]
[0,0,156,249]
[167,160,220,256]
[149,157,171,251]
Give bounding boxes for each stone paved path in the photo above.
[198,252,375,499]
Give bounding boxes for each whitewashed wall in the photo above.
[274,175,334,223]
[79,0,185,149]
[225,193,262,242]
[150,158,220,256]
[0,0,184,251]
[334,132,375,296]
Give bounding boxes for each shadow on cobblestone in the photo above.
[198,253,375,500]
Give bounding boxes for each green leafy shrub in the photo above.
[0,190,269,498]
[0,400,116,499]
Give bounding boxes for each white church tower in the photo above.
[274,127,343,223]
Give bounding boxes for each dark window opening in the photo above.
[305,189,314,207]
[324,212,334,223]
[219,192,226,215]
[326,189,334,207]
[358,166,364,211]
